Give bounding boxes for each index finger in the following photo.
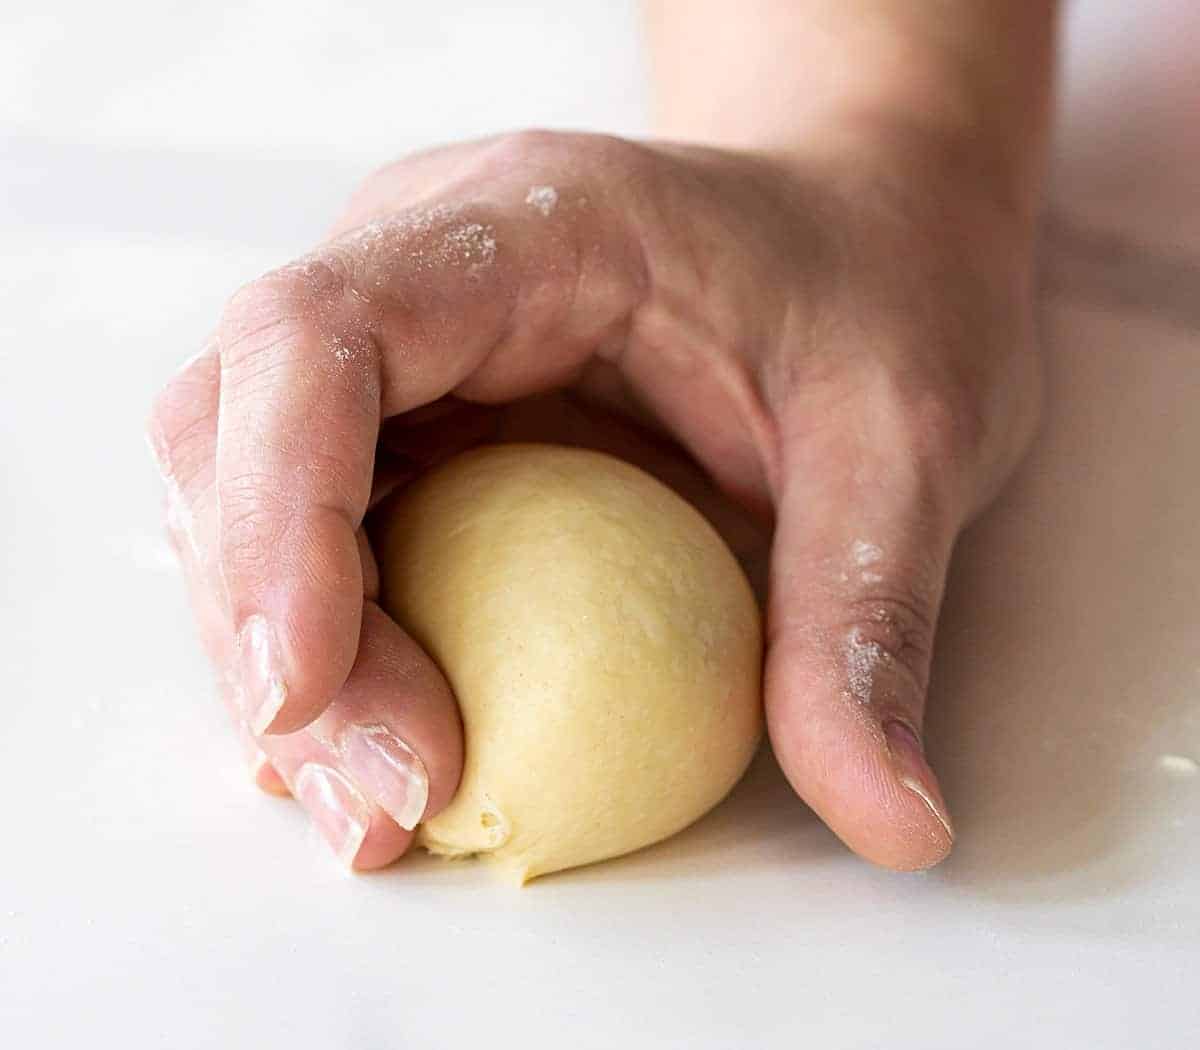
[216,140,647,733]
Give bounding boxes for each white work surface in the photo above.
[2,2,1197,1046]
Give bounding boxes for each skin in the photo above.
[148,1,1058,872]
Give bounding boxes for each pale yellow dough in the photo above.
[377,444,762,882]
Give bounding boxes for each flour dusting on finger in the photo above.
[525,185,558,216]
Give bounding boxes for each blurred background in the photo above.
[1,2,1198,1047]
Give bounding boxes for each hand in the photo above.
[148,127,1040,871]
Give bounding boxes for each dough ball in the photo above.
[376,443,762,882]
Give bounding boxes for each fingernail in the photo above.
[237,615,288,734]
[883,719,954,842]
[294,763,371,869]
[250,752,289,795]
[233,718,273,785]
[339,724,429,830]
[240,731,289,796]
[247,746,289,796]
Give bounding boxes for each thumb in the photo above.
[765,402,966,871]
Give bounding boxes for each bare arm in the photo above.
[646,0,1057,223]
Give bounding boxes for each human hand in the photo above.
[148,126,1039,871]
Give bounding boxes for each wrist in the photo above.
[649,1,1057,230]
[774,102,1044,239]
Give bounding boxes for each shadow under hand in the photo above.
[926,302,1200,903]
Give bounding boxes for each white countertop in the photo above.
[2,2,1197,1046]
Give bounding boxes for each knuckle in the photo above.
[148,387,205,464]
[484,128,643,181]
[147,380,178,440]
[289,446,365,514]
[572,131,646,171]
[573,133,653,189]
[854,373,989,510]
[218,473,295,578]
[905,380,988,466]
[485,128,574,169]
[147,356,218,484]
[145,398,175,472]
[491,127,565,159]
[842,592,937,690]
[218,257,349,370]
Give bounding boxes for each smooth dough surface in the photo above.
[377,443,762,882]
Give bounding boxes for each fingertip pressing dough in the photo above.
[376,443,762,883]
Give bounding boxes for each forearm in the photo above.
[645,0,1059,222]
